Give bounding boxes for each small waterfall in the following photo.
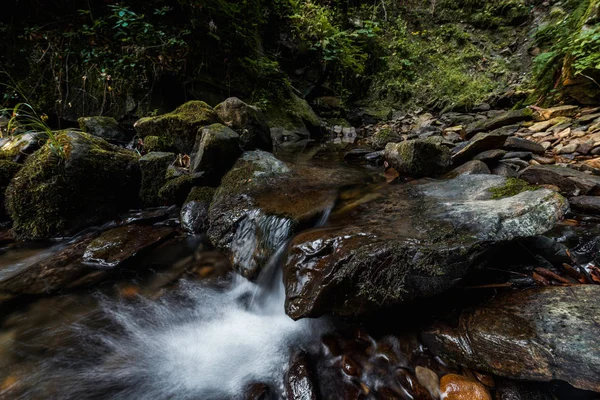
[16,208,333,400]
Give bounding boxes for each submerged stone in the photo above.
[423,285,600,392]
[6,131,140,239]
[283,174,567,319]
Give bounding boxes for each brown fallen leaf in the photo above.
[384,167,400,183]
[532,272,550,286]
[534,267,572,285]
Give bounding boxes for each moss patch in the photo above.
[489,177,538,199]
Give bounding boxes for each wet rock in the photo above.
[214,97,273,151]
[284,175,567,318]
[180,187,215,233]
[473,149,506,162]
[415,366,439,399]
[503,137,545,154]
[519,165,600,196]
[423,285,600,392]
[78,116,130,143]
[444,160,490,178]
[139,152,175,207]
[0,234,107,295]
[344,149,373,163]
[0,160,22,220]
[0,133,45,163]
[439,374,491,400]
[286,352,317,400]
[208,150,363,278]
[158,172,207,206]
[365,151,384,165]
[568,195,600,214]
[371,127,402,150]
[245,383,275,400]
[465,109,533,139]
[189,123,241,184]
[452,133,508,165]
[6,131,140,240]
[83,225,175,268]
[384,139,451,178]
[134,101,222,154]
[494,379,546,400]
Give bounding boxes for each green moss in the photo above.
[139,152,175,207]
[185,186,216,205]
[265,91,321,130]
[144,135,175,153]
[158,172,207,206]
[6,131,140,239]
[489,177,538,199]
[134,101,221,153]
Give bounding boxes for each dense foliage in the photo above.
[3,0,595,121]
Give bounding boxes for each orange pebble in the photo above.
[440,374,491,400]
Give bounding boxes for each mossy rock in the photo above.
[0,133,45,163]
[214,97,273,151]
[134,101,222,154]
[78,116,130,143]
[190,123,242,185]
[265,91,323,143]
[370,127,402,150]
[6,131,141,239]
[144,135,175,153]
[139,152,176,207]
[158,172,208,206]
[384,139,452,178]
[0,160,22,220]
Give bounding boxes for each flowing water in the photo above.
[0,209,332,400]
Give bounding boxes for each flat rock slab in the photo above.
[284,175,567,319]
[423,285,600,392]
[452,133,508,165]
[520,165,600,196]
[83,225,176,268]
[568,195,600,214]
[503,137,545,154]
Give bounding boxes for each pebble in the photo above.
[416,366,439,399]
[439,374,491,400]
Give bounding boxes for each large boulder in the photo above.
[78,116,131,143]
[139,152,175,207]
[207,150,365,278]
[189,123,242,185]
[6,131,141,239]
[133,101,222,154]
[384,139,451,178]
[283,174,567,319]
[214,97,273,151]
[157,172,207,206]
[423,285,600,393]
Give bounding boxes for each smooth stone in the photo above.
[503,137,545,154]
[520,164,600,196]
[284,174,567,319]
[444,160,491,178]
[0,132,45,163]
[473,149,507,162]
[423,285,600,393]
[557,143,577,154]
[384,139,451,178]
[180,187,215,233]
[576,143,593,154]
[439,374,491,400]
[452,132,508,165]
[83,225,176,268]
[531,155,555,165]
[285,352,317,400]
[568,195,600,214]
[535,105,579,120]
[491,163,518,178]
[0,234,106,295]
[78,116,131,143]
